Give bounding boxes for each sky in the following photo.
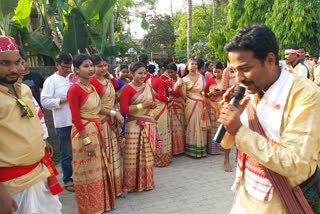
[130,0,204,39]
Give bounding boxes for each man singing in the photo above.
[220,25,320,213]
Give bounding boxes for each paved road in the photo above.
[58,148,238,214]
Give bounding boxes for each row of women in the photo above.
[67,53,225,213]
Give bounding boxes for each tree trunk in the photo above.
[109,13,116,68]
[187,0,192,59]
[212,0,216,32]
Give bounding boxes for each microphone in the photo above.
[213,85,246,144]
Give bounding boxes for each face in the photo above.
[188,60,198,73]
[213,68,223,79]
[75,59,94,80]
[56,62,72,77]
[299,48,306,60]
[313,57,318,64]
[228,50,276,94]
[285,52,297,65]
[94,60,108,77]
[167,69,177,79]
[132,67,147,85]
[119,68,129,79]
[207,63,213,72]
[18,58,26,78]
[0,51,21,85]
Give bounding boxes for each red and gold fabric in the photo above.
[90,76,122,197]
[183,74,210,157]
[68,83,116,214]
[120,84,156,192]
[205,78,224,154]
[165,78,185,155]
[148,77,172,167]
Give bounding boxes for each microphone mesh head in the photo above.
[233,85,246,100]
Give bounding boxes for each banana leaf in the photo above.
[62,9,89,55]
[22,31,60,60]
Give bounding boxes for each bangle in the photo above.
[108,74,114,79]
[137,104,144,111]
[115,108,120,112]
[110,110,116,117]
[83,137,92,145]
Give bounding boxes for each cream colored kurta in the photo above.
[0,83,49,195]
[222,75,320,213]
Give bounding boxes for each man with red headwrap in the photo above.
[0,36,62,214]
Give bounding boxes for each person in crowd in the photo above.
[205,61,225,155]
[160,58,174,81]
[18,49,45,108]
[67,54,116,213]
[115,64,131,134]
[284,44,309,78]
[299,46,315,80]
[0,36,62,214]
[165,63,185,155]
[179,59,210,158]
[204,61,214,82]
[221,63,237,172]
[147,62,172,167]
[138,53,151,82]
[41,52,76,192]
[89,53,124,197]
[197,58,205,75]
[120,62,158,197]
[220,24,320,213]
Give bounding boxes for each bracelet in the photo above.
[83,137,92,145]
[115,108,120,112]
[108,74,114,79]
[110,110,117,117]
[137,104,144,111]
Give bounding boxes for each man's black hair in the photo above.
[299,46,306,51]
[224,24,279,65]
[138,54,148,67]
[284,44,299,50]
[55,52,73,64]
[214,61,224,70]
[18,46,28,61]
[197,58,204,69]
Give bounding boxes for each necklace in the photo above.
[79,81,91,92]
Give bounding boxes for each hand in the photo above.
[115,112,124,125]
[142,99,154,109]
[0,185,18,214]
[220,85,237,106]
[218,96,250,135]
[60,98,68,104]
[85,142,96,157]
[44,139,53,157]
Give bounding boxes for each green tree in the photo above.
[208,0,274,61]
[174,3,214,60]
[142,15,176,57]
[266,0,320,58]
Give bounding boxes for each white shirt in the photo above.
[41,72,75,128]
[297,64,309,78]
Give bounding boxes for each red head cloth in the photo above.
[0,36,19,53]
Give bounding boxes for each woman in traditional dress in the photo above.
[89,54,124,197]
[147,62,173,167]
[165,63,185,155]
[67,54,116,214]
[205,61,224,155]
[179,59,210,158]
[204,61,214,83]
[120,62,159,197]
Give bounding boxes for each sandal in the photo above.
[64,183,75,192]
